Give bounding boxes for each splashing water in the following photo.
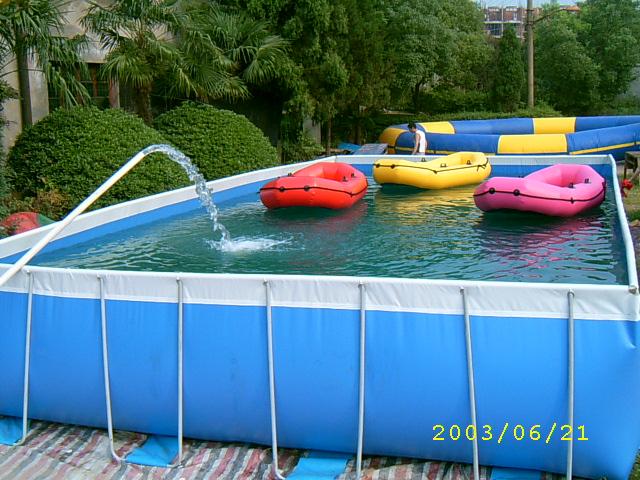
[206,236,291,253]
[141,144,280,252]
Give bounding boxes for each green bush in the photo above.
[154,102,279,180]
[7,106,189,219]
[417,88,489,114]
[281,131,324,164]
[0,78,17,229]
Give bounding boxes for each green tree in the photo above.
[0,0,89,127]
[83,0,242,124]
[386,0,491,111]
[490,26,525,112]
[535,11,600,114]
[184,2,289,104]
[579,0,640,101]
[329,0,391,144]
[218,0,367,145]
[386,0,451,110]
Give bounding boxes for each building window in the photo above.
[48,63,114,112]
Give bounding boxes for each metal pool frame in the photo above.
[0,154,638,480]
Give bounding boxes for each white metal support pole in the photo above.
[265,280,285,479]
[355,282,367,479]
[16,270,34,445]
[566,290,575,479]
[168,277,184,467]
[0,145,178,290]
[99,275,124,463]
[461,287,480,479]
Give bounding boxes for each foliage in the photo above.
[596,96,640,116]
[535,11,600,114]
[0,0,89,125]
[7,107,188,219]
[189,5,289,89]
[83,0,238,123]
[491,26,525,112]
[154,102,278,180]
[417,88,489,115]
[579,0,640,102]
[0,77,16,226]
[281,130,324,164]
[386,0,491,111]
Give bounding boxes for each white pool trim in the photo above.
[0,154,637,322]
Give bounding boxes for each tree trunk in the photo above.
[16,39,33,128]
[413,82,422,113]
[134,85,153,124]
[355,119,362,145]
[526,0,535,108]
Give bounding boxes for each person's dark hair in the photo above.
[408,121,416,129]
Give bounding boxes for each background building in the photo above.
[481,4,579,39]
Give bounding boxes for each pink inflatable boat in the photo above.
[474,164,606,217]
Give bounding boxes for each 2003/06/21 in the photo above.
[433,423,589,443]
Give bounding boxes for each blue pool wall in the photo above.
[0,154,639,480]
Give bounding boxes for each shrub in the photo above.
[154,102,279,180]
[281,131,324,164]
[7,106,189,218]
[417,88,489,115]
[0,78,17,229]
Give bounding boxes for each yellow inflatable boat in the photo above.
[373,152,491,189]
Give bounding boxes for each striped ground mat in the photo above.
[0,420,570,480]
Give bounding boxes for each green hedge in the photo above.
[7,106,189,218]
[281,131,324,164]
[154,102,278,180]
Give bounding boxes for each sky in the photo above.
[480,0,576,5]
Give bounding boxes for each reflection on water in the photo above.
[473,208,625,283]
[32,179,626,284]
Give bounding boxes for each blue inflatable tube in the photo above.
[380,116,640,160]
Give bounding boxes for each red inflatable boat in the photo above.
[260,162,368,209]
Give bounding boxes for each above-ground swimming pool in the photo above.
[0,154,639,479]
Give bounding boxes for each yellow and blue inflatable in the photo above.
[380,115,640,159]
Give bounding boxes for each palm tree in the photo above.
[84,0,247,124]
[190,6,289,91]
[83,0,289,124]
[0,0,89,126]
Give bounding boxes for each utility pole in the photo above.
[526,0,535,108]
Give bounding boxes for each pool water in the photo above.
[32,179,627,284]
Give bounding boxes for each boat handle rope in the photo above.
[474,185,606,204]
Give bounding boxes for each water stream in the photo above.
[147,144,284,252]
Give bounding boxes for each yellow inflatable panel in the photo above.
[373,152,491,190]
[420,121,455,134]
[379,127,407,152]
[498,134,567,154]
[533,117,577,134]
